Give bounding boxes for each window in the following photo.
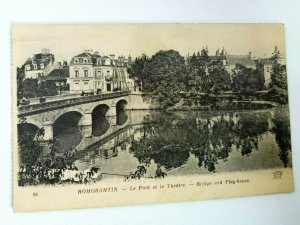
[84,59,87,63]
[75,59,79,63]
[84,70,88,77]
[74,82,80,91]
[97,70,101,77]
[75,70,79,78]
[79,58,83,63]
[266,67,270,72]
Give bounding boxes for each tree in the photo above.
[232,63,265,95]
[19,78,39,98]
[187,47,217,99]
[127,54,150,91]
[37,81,58,97]
[18,118,44,166]
[268,47,288,104]
[189,53,197,67]
[206,60,231,95]
[17,66,26,99]
[128,50,187,109]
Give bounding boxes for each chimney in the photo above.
[248,51,252,59]
[109,54,115,59]
[84,49,89,53]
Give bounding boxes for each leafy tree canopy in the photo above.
[231,63,264,94]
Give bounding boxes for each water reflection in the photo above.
[55,108,292,176]
[130,109,291,173]
[116,109,128,126]
[92,105,110,136]
[271,109,291,167]
[92,116,110,136]
[53,112,83,151]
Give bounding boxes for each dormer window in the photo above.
[75,59,79,63]
[79,58,83,63]
[84,59,88,63]
[40,63,44,69]
[33,64,37,70]
[26,65,31,71]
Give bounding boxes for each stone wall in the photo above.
[129,93,159,110]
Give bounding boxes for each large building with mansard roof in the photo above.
[69,49,134,93]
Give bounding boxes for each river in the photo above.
[55,107,292,178]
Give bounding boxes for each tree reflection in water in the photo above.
[130,108,291,173]
[271,108,291,167]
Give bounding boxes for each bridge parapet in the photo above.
[18,91,130,117]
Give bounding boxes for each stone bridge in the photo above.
[17,91,131,141]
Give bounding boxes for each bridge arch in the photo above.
[116,99,128,126]
[53,111,83,137]
[92,104,110,136]
[116,99,128,111]
[17,122,40,140]
[92,104,110,117]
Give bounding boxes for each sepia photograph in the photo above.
[12,24,294,211]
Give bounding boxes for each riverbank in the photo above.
[129,93,279,111]
[168,100,277,111]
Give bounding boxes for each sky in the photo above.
[12,24,286,67]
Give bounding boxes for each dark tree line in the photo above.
[127,47,280,109]
[231,63,265,95]
[268,47,288,104]
[17,77,58,99]
[128,50,187,109]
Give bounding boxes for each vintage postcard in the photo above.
[13,24,293,211]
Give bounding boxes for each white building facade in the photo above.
[69,50,134,93]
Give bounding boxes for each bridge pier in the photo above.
[42,121,53,140]
[106,106,117,126]
[106,116,117,126]
[78,110,93,137]
[106,105,117,117]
